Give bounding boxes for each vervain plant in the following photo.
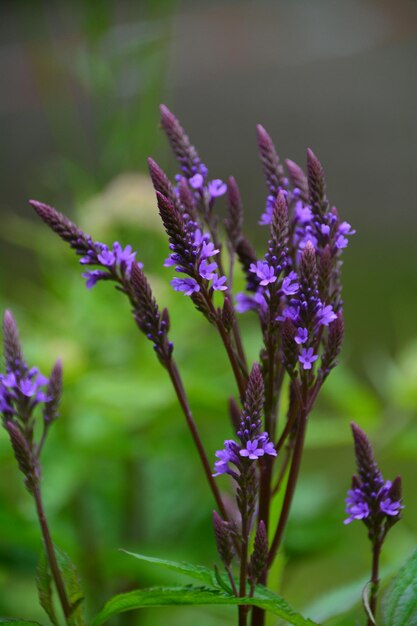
[1,106,409,626]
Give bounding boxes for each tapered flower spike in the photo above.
[43,359,63,423]
[29,200,91,254]
[256,124,286,194]
[160,104,202,179]
[225,176,243,249]
[306,148,328,216]
[147,157,175,202]
[212,510,234,567]
[3,310,24,373]
[285,158,309,203]
[249,520,269,586]
[4,420,37,493]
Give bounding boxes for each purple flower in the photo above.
[212,275,228,291]
[213,449,232,476]
[344,488,370,524]
[339,221,356,235]
[171,277,200,296]
[277,305,300,322]
[380,497,403,517]
[294,327,308,345]
[113,242,136,268]
[164,255,176,267]
[295,202,312,223]
[208,179,227,198]
[97,247,116,267]
[299,347,318,370]
[82,270,108,289]
[19,378,38,397]
[239,439,265,460]
[250,261,277,286]
[321,224,330,235]
[199,259,217,280]
[317,304,337,326]
[189,173,204,189]
[193,229,208,246]
[259,195,275,225]
[200,240,219,259]
[336,235,349,250]
[282,271,299,295]
[235,292,267,314]
[259,436,277,456]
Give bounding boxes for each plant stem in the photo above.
[268,407,307,567]
[166,358,229,521]
[33,484,72,622]
[368,540,381,626]
[239,486,249,626]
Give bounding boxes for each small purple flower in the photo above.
[321,224,330,235]
[199,259,217,280]
[277,305,300,322]
[208,179,227,198]
[299,347,318,370]
[212,275,228,291]
[164,255,176,267]
[259,195,275,225]
[295,202,312,223]
[239,439,265,460]
[380,497,403,517]
[113,242,136,268]
[317,304,337,326]
[19,378,38,397]
[200,240,219,259]
[189,173,204,189]
[235,292,267,314]
[82,270,108,289]
[261,439,277,457]
[171,277,200,296]
[336,235,349,250]
[295,327,308,345]
[344,488,370,524]
[193,229,208,246]
[250,261,277,286]
[213,449,231,476]
[338,222,356,236]
[97,247,116,267]
[282,271,299,296]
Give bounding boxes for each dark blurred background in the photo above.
[0,1,416,625]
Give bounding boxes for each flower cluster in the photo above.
[345,424,403,539]
[80,241,140,289]
[213,364,277,478]
[235,134,354,377]
[1,311,62,492]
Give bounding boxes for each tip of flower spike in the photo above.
[160,104,176,127]
[29,199,52,217]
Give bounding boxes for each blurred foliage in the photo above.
[0,171,416,625]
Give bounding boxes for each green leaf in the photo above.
[0,621,43,625]
[36,552,59,626]
[382,550,417,626]
[90,585,319,626]
[54,546,85,626]
[121,551,215,585]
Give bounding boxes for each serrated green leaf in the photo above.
[382,550,417,626]
[90,585,319,626]
[53,546,85,626]
[36,552,59,626]
[121,551,215,585]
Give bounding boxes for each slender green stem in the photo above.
[367,540,381,626]
[33,484,72,622]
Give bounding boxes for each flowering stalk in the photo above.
[32,106,355,626]
[1,311,73,622]
[345,424,403,625]
[30,199,231,527]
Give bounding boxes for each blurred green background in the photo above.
[0,1,416,625]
